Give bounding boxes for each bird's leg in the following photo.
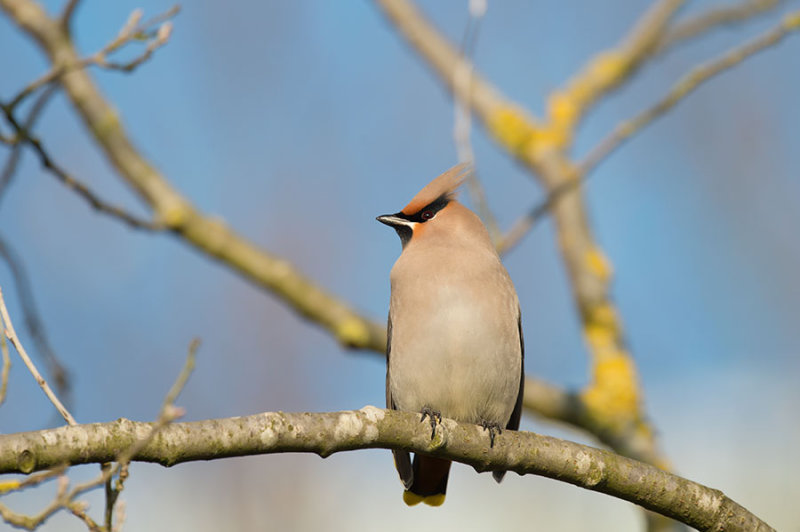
[419,407,442,440]
[481,420,503,448]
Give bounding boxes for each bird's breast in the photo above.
[387,254,521,425]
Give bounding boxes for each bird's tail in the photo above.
[402,456,451,507]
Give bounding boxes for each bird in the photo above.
[377,163,524,507]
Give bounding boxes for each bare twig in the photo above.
[0,86,57,207]
[496,194,559,255]
[0,285,76,426]
[0,234,71,399]
[543,0,686,150]
[656,0,783,54]
[0,104,162,230]
[0,337,197,531]
[0,474,70,529]
[8,6,179,111]
[581,9,800,177]
[453,0,501,241]
[0,327,9,406]
[499,9,800,256]
[60,0,82,31]
[103,337,198,530]
[0,466,67,496]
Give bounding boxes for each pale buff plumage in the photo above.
[377,164,524,507]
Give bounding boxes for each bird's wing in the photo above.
[492,309,526,484]
[386,315,413,489]
[505,309,525,432]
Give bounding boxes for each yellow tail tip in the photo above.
[403,491,445,507]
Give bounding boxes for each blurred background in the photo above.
[1,1,799,530]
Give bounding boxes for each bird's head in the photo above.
[377,163,473,249]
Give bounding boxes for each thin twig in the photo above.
[550,0,686,138]
[0,337,197,531]
[0,326,9,406]
[0,474,71,529]
[581,9,800,176]
[60,0,81,30]
[102,337,198,529]
[498,9,800,254]
[0,105,162,230]
[0,86,57,207]
[0,466,67,495]
[0,285,76,426]
[0,233,71,399]
[453,0,501,241]
[656,0,783,54]
[8,5,179,111]
[496,191,562,255]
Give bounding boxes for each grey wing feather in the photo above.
[386,315,413,489]
[493,309,525,484]
[505,309,525,433]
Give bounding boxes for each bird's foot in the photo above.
[419,407,442,440]
[481,420,502,448]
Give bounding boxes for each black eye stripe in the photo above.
[396,194,450,223]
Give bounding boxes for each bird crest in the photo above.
[401,163,471,215]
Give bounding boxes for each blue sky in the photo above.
[1,1,799,530]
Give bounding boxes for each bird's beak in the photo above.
[376,214,411,229]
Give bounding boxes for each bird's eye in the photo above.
[421,210,434,221]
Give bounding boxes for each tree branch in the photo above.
[545,0,685,148]
[0,86,56,206]
[0,104,163,231]
[580,9,800,177]
[0,285,76,426]
[0,408,774,531]
[655,0,783,54]
[0,0,388,353]
[499,7,800,257]
[7,6,178,111]
[374,0,666,472]
[0,234,71,400]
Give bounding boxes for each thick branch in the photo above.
[0,408,773,531]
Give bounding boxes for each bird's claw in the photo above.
[481,420,502,448]
[420,407,442,440]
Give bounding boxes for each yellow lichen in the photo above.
[587,302,619,332]
[784,11,800,29]
[335,317,370,348]
[91,108,121,140]
[587,51,629,89]
[584,322,616,352]
[487,106,539,156]
[547,91,578,129]
[531,127,568,156]
[582,355,640,419]
[585,247,613,282]
[0,480,21,494]
[581,299,640,420]
[159,204,189,228]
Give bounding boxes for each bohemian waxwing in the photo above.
[377,163,524,507]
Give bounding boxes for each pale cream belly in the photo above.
[388,311,520,426]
